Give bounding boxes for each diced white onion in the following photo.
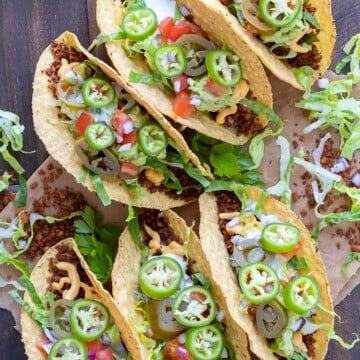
[291,318,306,332]
[187,78,195,86]
[259,214,279,226]
[233,0,242,3]
[301,320,319,335]
[112,82,123,94]
[227,216,240,228]
[43,328,59,343]
[173,80,181,93]
[331,157,349,173]
[41,343,54,354]
[190,96,202,106]
[231,235,246,246]
[179,5,191,17]
[123,120,134,134]
[317,77,329,89]
[216,310,225,322]
[352,172,360,187]
[115,133,123,143]
[118,143,132,152]
[221,347,229,358]
[177,332,186,344]
[240,299,248,308]
[18,240,27,250]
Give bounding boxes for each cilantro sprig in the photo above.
[74,206,122,284]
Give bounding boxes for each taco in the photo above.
[199,188,334,359]
[33,31,210,210]
[188,0,336,89]
[111,208,250,359]
[96,0,273,145]
[20,238,141,359]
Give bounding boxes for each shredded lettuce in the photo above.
[0,242,30,276]
[295,66,317,93]
[13,174,27,207]
[239,99,284,169]
[0,171,12,191]
[0,276,25,291]
[342,252,360,276]
[89,171,112,206]
[129,71,161,83]
[334,182,360,212]
[335,34,360,84]
[267,136,294,207]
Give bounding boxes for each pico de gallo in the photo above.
[51,50,203,201]
[214,191,326,359]
[222,0,322,70]
[114,0,260,135]
[129,209,234,360]
[23,242,130,360]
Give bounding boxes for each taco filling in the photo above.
[113,0,262,137]
[44,41,202,202]
[214,191,323,359]
[25,242,130,359]
[223,0,322,70]
[129,209,234,359]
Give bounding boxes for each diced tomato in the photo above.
[36,339,51,357]
[163,339,194,360]
[172,74,189,93]
[120,162,139,178]
[86,339,105,353]
[281,242,302,259]
[159,16,175,40]
[75,112,94,135]
[172,91,194,118]
[220,0,230,4]
[204,80,228,97]
[190,291,207,303]
[168,21,193,42]
[287,1,295,9]
[189,23,207,37]
[96,348,114,360]
[112,109,132,135]
[245,23,257,35]
[122,130,137,145]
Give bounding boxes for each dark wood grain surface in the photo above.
[0,1,359,359]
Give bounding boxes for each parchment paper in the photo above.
[0,72,358,334]
[262,71,360,305]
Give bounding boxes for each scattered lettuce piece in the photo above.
[288,255,308,270]
[0,242,30,276]
[294,66,316,93]
[0,171,12,191]
[336,34,360,83]
[334,182,360,212]
[267,136,294,207]
[89,171,112,206]
[342,252,360,276]
[13,174,27,207]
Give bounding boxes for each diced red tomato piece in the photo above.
[96,348,114,360]
[190,291,207,303]
[168,21,193,42]
[159,16,175,40]
[281,242,302,259]
[36,339,51,356]
[86,339,105,353]
[75,112,94,135]
[220,0,230,4]
[112,109,132,135]
[122,130,137,145]
[204,80,228,97]
[190,23,207,38]
[120,162,139,178]
[163,339,194,360]
[172,91,194,118]
[287,1,295,9]
[172,74,189,93]
[245,23,257,35]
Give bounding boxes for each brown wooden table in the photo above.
[0,1,359,359]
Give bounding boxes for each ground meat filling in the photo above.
[138,167,202,202]
[224,103,263,136]
[44,41,86,97]
[303,333,316,358]
[215,191,242,255]
[47,243,91,300]
[139,209,180,249]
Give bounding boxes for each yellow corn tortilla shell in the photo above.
[96,0,273,145]
[181,0,336,90]
[21,238,143,360]
[112,210,250,360]
[199,188,334,360]
[32,31,204,210]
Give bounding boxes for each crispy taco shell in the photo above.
[112,210,250,360]
[21,238,143,360]
[32,31,205,209]
[180,0,336,90]
[96,0,273,145]
[199,188,334,360]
